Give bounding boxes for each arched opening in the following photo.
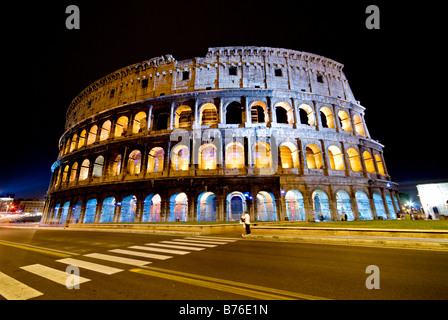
[312,190,331,221]
[200,103,218,126]
[132,111,147,134]
[298,104,315,126]
[153,110,169,130]
[338,110,352,132]
[147,147,164,173]
[250,102,267,123]
[275,102,293,124]
[225,142,244,169]
[69,162,78,182]
[127,150,142,175]
[52,203,61,223]
[336,190,354,221]
[78,130,86,149]
[93,156,104,178]
[87,125,97,145]
[306,144,323,169]
[254,142,271,168]
[226,101,243,124]
[70,134,78,152]
[285,190,306,221]
[363,151,375,173]
[171,145,189,171]
[175,105,193,128]
[100,120,111,141]
[256,191,277,221]
[226,191,247,221]
[100,197,115,223]
[199,143,217,170]
[84,198,97,223]
[385,194,397,219]
[143,194,161,222]
[71,200,82,223]
[375,154,385,175]
[169,192,188,222]
[120,195,137,223]
[373,193,387,220]
[110,154,122,176]
[353,115,365,135]
[355,191,373,220]
[115,116,129,137]
[197,192,217,222]
[328,146,344,171]
[347,148,362,172]
[280,142,299,169]
[319,107,335,129]
[59,201,70,224]
[79,159,90,181]
[62,165,69,183]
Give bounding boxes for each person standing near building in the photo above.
[240,212,251,237]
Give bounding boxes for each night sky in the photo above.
[1,1,446,202]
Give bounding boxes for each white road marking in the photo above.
[84,253,151,266]
[56,258,123,275]
[20,264,90,286]
[131,245,190,255]
[160,241,217,248]
[0,271,43,300]
[110,248,172,260]
[145,243,205,251]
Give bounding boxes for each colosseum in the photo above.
[42,46,401,225]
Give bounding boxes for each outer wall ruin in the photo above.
[42,46,400,224]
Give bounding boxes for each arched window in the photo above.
[373,193,387,220]
[328,146,344,171]
[115,116,129,137]
[225,142,244,169]
[171,145,189,171]
[79,159,90,181]
[153,109,169,130]
[355,191,373,220]
[256,191,277,221]
[127,150,142,175]
[338,110,352,132]
[199,144,217,170]
[226,102,243,124]
[84,198,97,223]
[375,154,385,175]
[64,139,70,155]
[275,102,293,124]
[197,192,217,222]
[120,195,137,223]
[226,191,247,221]
[312,190,331,221]
[69,162,78,182]
[250,102,267,123]
[285,190,306,221]
[78,130,86,149]
[319,107,335,129]
[99,197,115,223]
[175,105,193,128]
[87,125,98,145]
[132,111,147,134]
[143,194,161,222]
[169,192,188,222]
[347,148,362,172]
[200,103,218,126]
[110,154,122,176]
[100,120,111,141]
[70,134,78,152]
[353,115,365,135]
[363,151,375,173]
[280,143,299,169]
[59,201,70,224]
[306,144,323,169]
[147,147,164,173]
[336,190,354,221]
[93,156,104,178]
[298,104,315,126]
[254,142,271,168]
[62,165,69,183]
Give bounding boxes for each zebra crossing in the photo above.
[0,236,237,300]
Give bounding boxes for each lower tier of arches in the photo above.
[42,176,401,225]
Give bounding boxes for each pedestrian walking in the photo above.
[240,212,251,237]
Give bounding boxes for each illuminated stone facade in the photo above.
[42,46,400,224]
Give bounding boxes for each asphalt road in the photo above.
[1,227,447,302]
